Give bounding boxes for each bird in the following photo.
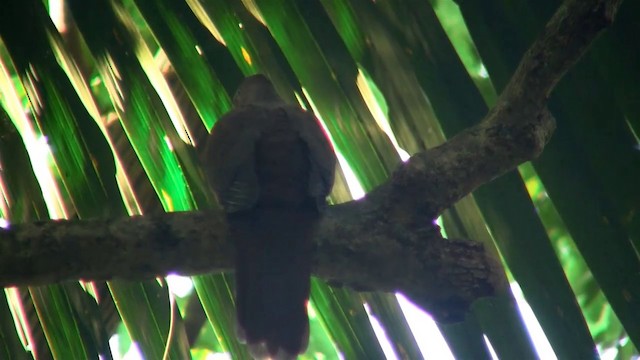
[202,74,336,359]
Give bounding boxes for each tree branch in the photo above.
[0,0,623,321]
[380,0,622,218]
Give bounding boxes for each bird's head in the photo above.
[233,74,284,108]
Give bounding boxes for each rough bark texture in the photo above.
[0,0,623,321]
[0,211,231,286]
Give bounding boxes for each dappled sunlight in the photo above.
[396,293,454,360]
[0,54,68,217]
[184,0,226,45]
[511,283,556,359]
[356,69,410,162]
[336,152,365,200]
[4,288,32,355]
[166,274,195,299]
[109,335,144,360]
[363,302,399,360]
[135,46,194,145]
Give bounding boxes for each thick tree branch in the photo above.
[379,0,621,217]
[0,0,622,321]
[0,202,499,322]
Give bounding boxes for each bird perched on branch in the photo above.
[202,74,336,359]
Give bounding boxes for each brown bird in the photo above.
[202,74,336,359]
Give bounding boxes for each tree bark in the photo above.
[0,0,623,321]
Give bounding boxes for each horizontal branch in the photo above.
[0,211,231,285]
[0,200,500,322]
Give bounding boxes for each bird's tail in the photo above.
[231,207,315,359]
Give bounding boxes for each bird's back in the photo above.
[254,109,313,209]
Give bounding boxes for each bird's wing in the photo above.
[284,106,337,202]
[202,107,265,212]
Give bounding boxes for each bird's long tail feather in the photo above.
[231,207,315,359]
